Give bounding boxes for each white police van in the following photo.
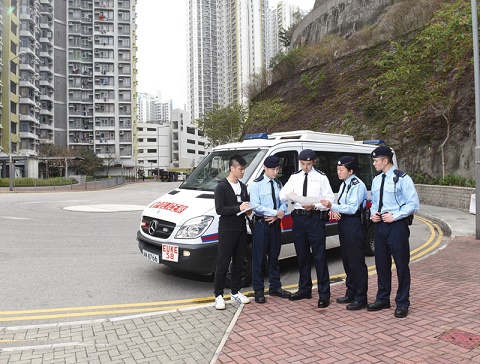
[137,130,384,286]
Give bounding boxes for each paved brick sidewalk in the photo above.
[0,306,237,364]
[218,236,480,363]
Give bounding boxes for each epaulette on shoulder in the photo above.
[351,177,360,185]
[254,175,264,183]
[393,169,407,184]
[292,169,303,175]
[394,169,407,178]
[314,168,326,176]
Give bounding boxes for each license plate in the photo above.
[162,244,179,262]
[143,250,160,264]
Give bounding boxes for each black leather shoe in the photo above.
[269,288,291,299]
[367,301,391,311]
[394,307,408,318]
[254,290,266,304]
[336,296,354,304]
[289,291,312,301]
[346,301,368,311]
[318,298,330,308]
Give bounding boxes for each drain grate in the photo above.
[439,329,480,350]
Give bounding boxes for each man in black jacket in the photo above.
[213,154,252,310]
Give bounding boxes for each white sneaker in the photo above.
[215,295,225,310]
[231,291,250,304]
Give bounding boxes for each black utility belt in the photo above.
[253,215,280,226]
[292,209,328,219]
[253,215,270,222]
[341,211,361,218]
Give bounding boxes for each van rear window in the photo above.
[315,151,376,192]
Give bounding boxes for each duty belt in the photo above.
[292,209,329,219]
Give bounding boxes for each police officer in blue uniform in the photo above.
[321,156,368,310]
[280,149,335,308]
[367,146,419,318]
[250,156,291,303]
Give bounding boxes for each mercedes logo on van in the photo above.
[148,221,158,235]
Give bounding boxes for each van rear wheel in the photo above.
[364,223,375,256]
[225,245,252,289]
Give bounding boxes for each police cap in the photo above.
[299,149,316,161]
[371,145,394,159]
[264,155,280,168]
[337,156,357,170]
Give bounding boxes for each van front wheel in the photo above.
[225,245,252,289]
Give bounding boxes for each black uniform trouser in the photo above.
[338,216,368,303]
[292,213,330,299]
[213,229,247,297]
[252,219,282,292]
[374,219,411,308]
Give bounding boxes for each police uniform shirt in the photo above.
[250,176,288,217]
[330,174,367,215]
[279,168,334,211]
[370,168,420,220]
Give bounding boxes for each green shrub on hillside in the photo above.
[411,173,475,187]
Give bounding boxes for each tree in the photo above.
[72,149,104,176]
[372,0,471,177]
[102,148,121,177]
[245,66,271,101]
[38,145,72,178]
[195,104,248,147]
[246,98,293,134]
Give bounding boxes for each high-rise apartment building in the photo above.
[64,0,137,166]
[187,0,219,121]
[138,91,171,123]
[1,0,138,179]
[187,0,301,120]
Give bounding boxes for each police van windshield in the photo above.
[180,149,268,191]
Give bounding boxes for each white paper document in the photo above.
[286,193,321,205]
[236,205,258,216]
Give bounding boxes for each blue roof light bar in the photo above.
[363,139,385,145]
[244,133,268,140]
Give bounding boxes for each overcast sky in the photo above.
[136,1,314,109]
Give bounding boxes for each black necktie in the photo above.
[378,174,386,213]
[270,180,277,210]
[303,173,308,197]
[338,182,346,205]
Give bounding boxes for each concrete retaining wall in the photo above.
[416,184,474,212]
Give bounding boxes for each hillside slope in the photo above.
[247,4,475,179]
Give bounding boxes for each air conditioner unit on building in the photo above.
[118,64,123,67]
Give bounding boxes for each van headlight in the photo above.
[175,216,214,239]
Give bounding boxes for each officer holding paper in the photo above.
[279,149,334,308]
[321,156,368,311]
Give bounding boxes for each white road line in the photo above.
[1,342,109,352]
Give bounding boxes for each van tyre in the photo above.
[225,245,252,288]
[364,223,375,256]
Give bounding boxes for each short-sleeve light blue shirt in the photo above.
[250,176,288,217]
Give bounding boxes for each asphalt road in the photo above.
[0,182,436,325]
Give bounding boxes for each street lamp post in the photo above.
[8,51,26,191]
[470,0,480,238]
[157,125,160,180]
